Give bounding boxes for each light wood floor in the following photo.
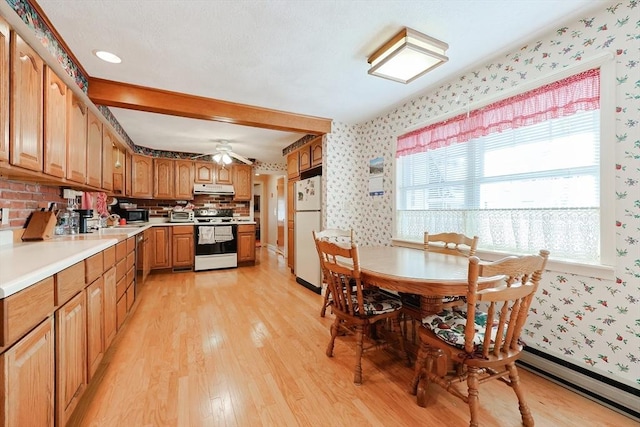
[69,248,636,427]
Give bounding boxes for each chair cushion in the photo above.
[422,308,498,350]
[351,289,402,315]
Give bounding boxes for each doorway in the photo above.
[276,177,285,255]
[253,182,262,247]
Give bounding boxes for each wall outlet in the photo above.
[0,208,9,225]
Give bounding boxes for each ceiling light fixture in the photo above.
[368,27,448,84]
[212,152,232,165]
[93,50,122,64]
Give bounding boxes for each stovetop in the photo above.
[195,217,235,224]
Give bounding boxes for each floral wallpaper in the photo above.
[324,1,639,388]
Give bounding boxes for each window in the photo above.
[395,68,604,264]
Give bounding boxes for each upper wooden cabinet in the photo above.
[215,164,233,184]
[194,161,214,184]
[124,151,133,196]
[299,146,311,171]
[66,92,88,184]
[153,157,174,199]
[0,17,9,162]
[83,109,101,187]
[310,137,323,168]
[101,129,114,191]
[10,32,43,172]
[131,154,153,199]
[112,146,125,195]
[233,164,252,201]
[43,67,67,179]
[287,152,299,179]
[174,159,194,200]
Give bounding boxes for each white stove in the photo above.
[193,208,238,271]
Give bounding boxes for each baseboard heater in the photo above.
[518,347,639,422]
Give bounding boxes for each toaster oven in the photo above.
[170,210,194,223]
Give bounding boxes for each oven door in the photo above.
[194,224,238,271]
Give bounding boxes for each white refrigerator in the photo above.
[294,175,322,293]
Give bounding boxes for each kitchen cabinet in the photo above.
[101,128,114,191]
[131,154,153,198]
[10,32,43,172]
[287,152,299,179]
[172,225,194,269]
[175,159,194,199]
[137,229,151,286]
[0,317,54,427]
[86,276,104,381]
[153,157,174,199]
[310,136,322,167]
[299,146,311,171]
[124,151,133,196]
[233,163,252,201]
[194,161,214,183]
[43,66,67,178]
[55,291,86,427]
[85,109,101,187]
[237,224,256,264]
[67,92,88,184]
[103,265,117,349]
[287,179,297,271]
[215,164,233,184]
[112,146,124,195]
[151,226,172,269]
[0,17,8,162]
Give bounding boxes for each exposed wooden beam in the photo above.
[88,78,332,135]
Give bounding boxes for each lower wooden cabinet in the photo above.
[55,291,86,427]
[86,276,104,381]
[237,224,256,264]
[151,226,172,269]
[103,266,117,349]
[0,317,54,427]
[172,225,194,269]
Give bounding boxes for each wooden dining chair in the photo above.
[316,239,410,385]
[410,249,550,427]
[312,228,354,317]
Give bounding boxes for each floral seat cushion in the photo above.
[422,307,499,350]
[351,289,402,315]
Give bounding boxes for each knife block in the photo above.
[22,210,57,241]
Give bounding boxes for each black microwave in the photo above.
[119,209,149,223]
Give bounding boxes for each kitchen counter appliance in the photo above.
[170,210,194,223]
[194,208,238,271]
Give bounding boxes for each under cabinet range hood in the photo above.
[194,183,235,195]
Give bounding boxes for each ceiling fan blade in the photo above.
[191,153,212,159]
[229,151,253,165]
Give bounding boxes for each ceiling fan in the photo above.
[192,141,253,165]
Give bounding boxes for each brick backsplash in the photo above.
[0,178,66,228]
[113,194,250,217]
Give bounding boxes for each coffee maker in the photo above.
[74,209,93,233]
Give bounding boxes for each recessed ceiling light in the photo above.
[93,50,122,64]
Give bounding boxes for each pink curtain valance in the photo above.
[397,68,600,158]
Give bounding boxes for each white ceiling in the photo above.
[37,0,604,164]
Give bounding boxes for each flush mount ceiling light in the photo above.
[93,50,122,64]
[368,27,448,84]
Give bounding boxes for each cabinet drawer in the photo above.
[126,236,135,254]
[116,259,127,282]
[116,276,127,300]
[126,266,135,287]
[237,224,255,233]
[115,241,127,261]
[116,296,127,330]
[103,245,116,268]
[126,251,135,271]
[55,261,85,306]
[126,285,135,312]
[172,225,193,235]
[0,276,54,348]
[85,252,104,284]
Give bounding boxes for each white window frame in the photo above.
[392,52,616,280]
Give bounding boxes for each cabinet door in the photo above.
[172,232,193,268]
[215,164,232,184]
[103,266,117,349]
[194,161,213,183]
[233,164,252,201]
[311,137,323,167]
[237,229,256,262]
[10,32,43,172]
[43,67,67,178]
[299,147,311,171]
[101,128,114,191]
[86,276,104,381]
[153,158,174,199]
[151,226,171,269]
[174,159,194,199]
[55,291,87,427]
[0,17,8,162]
[112,146,124,195]
[287,152,299,179]
[131,154,153,198]
[1,317,54,427]
[85,109,101,187]
[66,92,88,184]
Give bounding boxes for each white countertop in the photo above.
[0,238,118,298]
